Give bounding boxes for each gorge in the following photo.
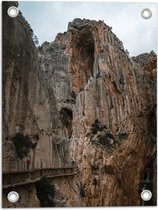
[2,1,157,207]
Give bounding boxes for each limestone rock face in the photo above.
[39,18,157,206]
[3,3,156,207]
[3,2,71,172]
[3,2,74,207]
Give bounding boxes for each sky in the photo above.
[19,2,157,56]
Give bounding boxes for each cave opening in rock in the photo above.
[71,30,95,93]
[59,107,73,138]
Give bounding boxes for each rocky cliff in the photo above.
[3,2,76,207]
[3,2,157,207]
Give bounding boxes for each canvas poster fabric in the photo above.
[2,1,157,207]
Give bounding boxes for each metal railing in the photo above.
[3,166,78,189]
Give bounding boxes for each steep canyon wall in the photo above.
[3,2,157,207]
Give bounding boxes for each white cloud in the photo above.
[19,2,157,56]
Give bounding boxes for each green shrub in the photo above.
[90,120,129,152]
[98,132,114,146]
[91,139,101,148]
[35,176,56,207]
[91,119,105,134]
[90,130,114,150]
[11,133,37,159]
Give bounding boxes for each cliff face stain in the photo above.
[35,177,56,207]
[70,29,95,93]
[59,107,73,138]
[2,2,157,208]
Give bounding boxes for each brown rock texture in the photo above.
[3,2,156,207]
[40,18,157,206]
[3,2,75,207]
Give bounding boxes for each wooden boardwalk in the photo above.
[3,167,77,189]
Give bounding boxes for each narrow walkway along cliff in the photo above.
[3,2,157,207]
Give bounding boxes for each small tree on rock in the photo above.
[33,35,39,47]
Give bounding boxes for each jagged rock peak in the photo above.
[132,51,157,66]
[50,18,124,55]
[3,1,157,206]
[68,18,106,29]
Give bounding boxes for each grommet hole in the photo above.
[141,190,152,201]
[141,8,152,19]
[7,6,19,18]
[7,191,19,203]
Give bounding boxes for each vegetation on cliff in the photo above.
[90,120,128,152]
[11,133,37,159]
[35,176,56,207]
